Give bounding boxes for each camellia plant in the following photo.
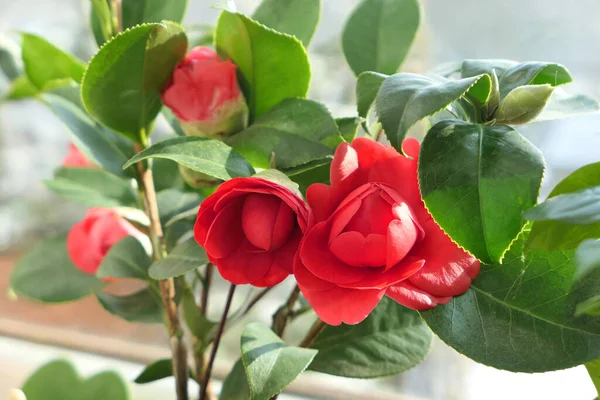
[3,0,600,399]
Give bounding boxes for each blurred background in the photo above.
[1,0,599,399]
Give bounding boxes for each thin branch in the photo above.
[200,284,237,400]
[271,285,301,337]
[299,318,327,348]
[241,287,273,318]
[197,263,214,400]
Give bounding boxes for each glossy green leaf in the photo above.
[156,188,203,224]
[90,0,113,45]
[525,185,600,225]
[253,169,303,197]
[124,136,254,180]
[494,84,554,124]
[22,33,85,90]
[96,288,163,323]
[152,157,186,191]
[228,98,343,169]
[241,322,317,400]
[536,88,600,122]
[342,0,420,76]
[23,360,128,400]
[576,295,600,317]
[220,359,251,400]
[82,22,187,142]
[576,239,600,280]
[45,167,137,208]
[356,71,387,119]
[527,162,600,251]
[215,11,310,120]
[376,73,491,151]
[149,239,208,279]
[309,297,432,378]
[586,359,600,397]
[134,359,173,384]
[10,234,102,303]
[4,75,38,99]
[91,0,189,46]
[498,61,572,98]
[336,117,360,143]
[421,233,600,372]
[419,120,544,263]
[97,237,151,281]
[43,90,135,177]
[252,0,320,46]
[461,59,518,80]
[284,158,331,193]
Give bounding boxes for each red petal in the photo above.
[386,281,451,310]
[241,193,281,250]
[330,142,359,186]
[306,183,335,224]
[251,263,289,287]
[271,202,296,250]
[340,257,424,290]
[294,253,335,291]
[329,231,386,267]
[67,218,103,274]
[271,230,302,274]
[408,218,480,297]
[351,138,397,171]
[211,240,272,285]
[386,208,419,270]
[204,199,244,259]
[298,285,385,326]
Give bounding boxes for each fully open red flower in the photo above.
[295,138,480,325]
[67,208,143,275]
[194,176,309,287]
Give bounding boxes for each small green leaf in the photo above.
[90,0,113,44]
[356,71,387,119]
[421,233,600,372]
[461,59,518,80]
[215,11,310,120]
[498,61,572,98]
[576,239,600,280]
[23,360,128,400]
[156,188,203,224]
[309,297,432,378]
[586,359,600,397]
[336,117,360,143]
[182,289,215,343]
[525,185,600,225]
[220,359,251,400]
[10,234,102,303]
[419,120,544,263]
[228,98,343,169]
[124,136,254,180]
[45,167,137,208]
[535,88,600,122]
[342,0,420,76]
[96,288,163,323]
[97,237,151,281]
[43,90,136,178]
[241,322,317,400]
[252,0,320,47]
[253,169,303,197]
[82,22,188,142]
[494,84,554,124]
[135,359,172,384]
[376,73,491,151]
[527,162,600,251]
[21,33,85,90]
[4,75,38,99]
[149,239,208,279]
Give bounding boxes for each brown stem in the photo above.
[240,287,273,318]
[133,143,188,400]
[271,285,300,337]
[196,264,214,400]
[110,0,123,34]
[299,318,327,348]
[200,284,237,400]
[200,264,213,315]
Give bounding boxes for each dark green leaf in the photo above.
[134,359,173,384]
[43,90,135,178]
[152,157,186,191]
[252,0,320,47]
[527,162,600,251]
[220,359,250,400]
[310,297,432,378]
[156,188,203,224]
[241,322,317,399]
[150,239,208,279]
[336,117,360,143]
[498,62,572,98]
[45,167,137,208]
[90,0,113,45]
[228,98,343,169]
[22,33,85,90]
[576,239,600,280]
[494,84,554,124]
[419,120,544,263]
[356,71,387,119]
[525,185,600,225]
[215,11,310,120]
[461,59,518,80]
[97,237,151,281]
[422,233,600,372]
[81,372,128,400]
[576,295,600,317]
[10,234,102,303]
[342,0,420,76]
[124,136,255,180]
[96,288,163,323]
[284,158,331,193]
[82,22,187,142]
[376,74,491,151]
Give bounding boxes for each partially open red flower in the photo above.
[194,176,309,287]
[62,144,94,168]
[295,138,480,325]
[161,46,248,138]
[67,208,144,275]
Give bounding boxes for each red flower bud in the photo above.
[62,144,94,168]
[161,47,248,138]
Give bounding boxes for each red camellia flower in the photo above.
[161,46,248,138]
[295,138,480,325]
[67,208,144,275]
[62,143,94,168]
[194,175,309,287]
